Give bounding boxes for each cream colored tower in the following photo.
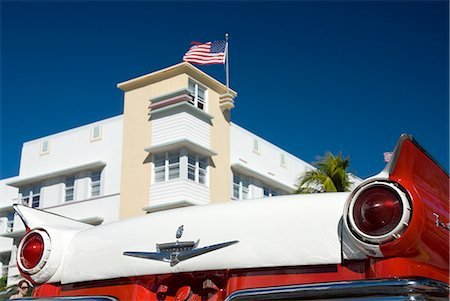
[117,63,237,219]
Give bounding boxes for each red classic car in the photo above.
[13,134,449,300]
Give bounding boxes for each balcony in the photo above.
[146,179,209,213]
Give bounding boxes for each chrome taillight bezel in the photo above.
[346,181,412,245]
[17,229,52,275]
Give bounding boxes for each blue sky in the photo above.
[1,1,448,179]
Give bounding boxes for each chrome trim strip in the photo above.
[224,278,449,301]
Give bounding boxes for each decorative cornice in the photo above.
[148,93,192,111]
[117,62,237,97]
[149,88,191,104]
[219,92,235,111]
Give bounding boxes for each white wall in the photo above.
[1,116,124,284]
[0,177,19,208]
[0,177,19,255]
[17,115,123,205]
[230,123,314,191]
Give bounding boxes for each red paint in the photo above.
[32,260,446,299]
[33,283,61,297]
[33,264,368,299]
[379,138,449,283]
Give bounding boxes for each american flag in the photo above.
[183,40,226,65]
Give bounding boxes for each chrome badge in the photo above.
[124,225,238,266]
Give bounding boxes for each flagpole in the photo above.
[225,33,229,92]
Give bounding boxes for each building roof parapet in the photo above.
[230,122,315,170]
[117,62,237,97]
[23,115,123,146]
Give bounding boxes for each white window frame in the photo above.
[233,174,250,200]
[21,186,41,208]
[153,150,208,185]
[90,171,101,197]
[187,153,208,185]
[65,176,75,202]
[40,140,50,155]
[153,151,181,183]
[188,79,207,111]
[90,125,102,142]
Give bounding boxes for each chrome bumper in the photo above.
[225,278,449,301]
[13,278,449,301]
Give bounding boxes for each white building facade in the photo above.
[0,63,314,285]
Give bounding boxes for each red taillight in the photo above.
[346,181,411,245]
[21,232,45,269]
[17,229,51,277]
[353,187,403,236]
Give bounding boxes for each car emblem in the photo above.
[433,213,450,231]
[124,225,238,266]
[176,225,184,239]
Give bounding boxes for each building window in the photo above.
[90,171,101,197]
[154,151,180,183]
[6,212,14,233]
[153,151,207,185]
[280,153,286,167]
[91,125,102,142]
[65,177,75,202]
[263,187,279,198]
[154,154,166,183]
[188,154,207,184]
[233,174,250,200]
[252,138,260,154]
[188,79,206,111]
[21,186,41,208]
[40,140,50,155]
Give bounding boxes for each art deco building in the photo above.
[0,63,314,285]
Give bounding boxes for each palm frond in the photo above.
[295,151,352,194]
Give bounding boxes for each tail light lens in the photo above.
[353,187,403,236]
[347,182,411,244]
[21,232,45,269]
[17,229,51,275]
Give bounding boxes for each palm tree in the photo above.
[295,152,352,193]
